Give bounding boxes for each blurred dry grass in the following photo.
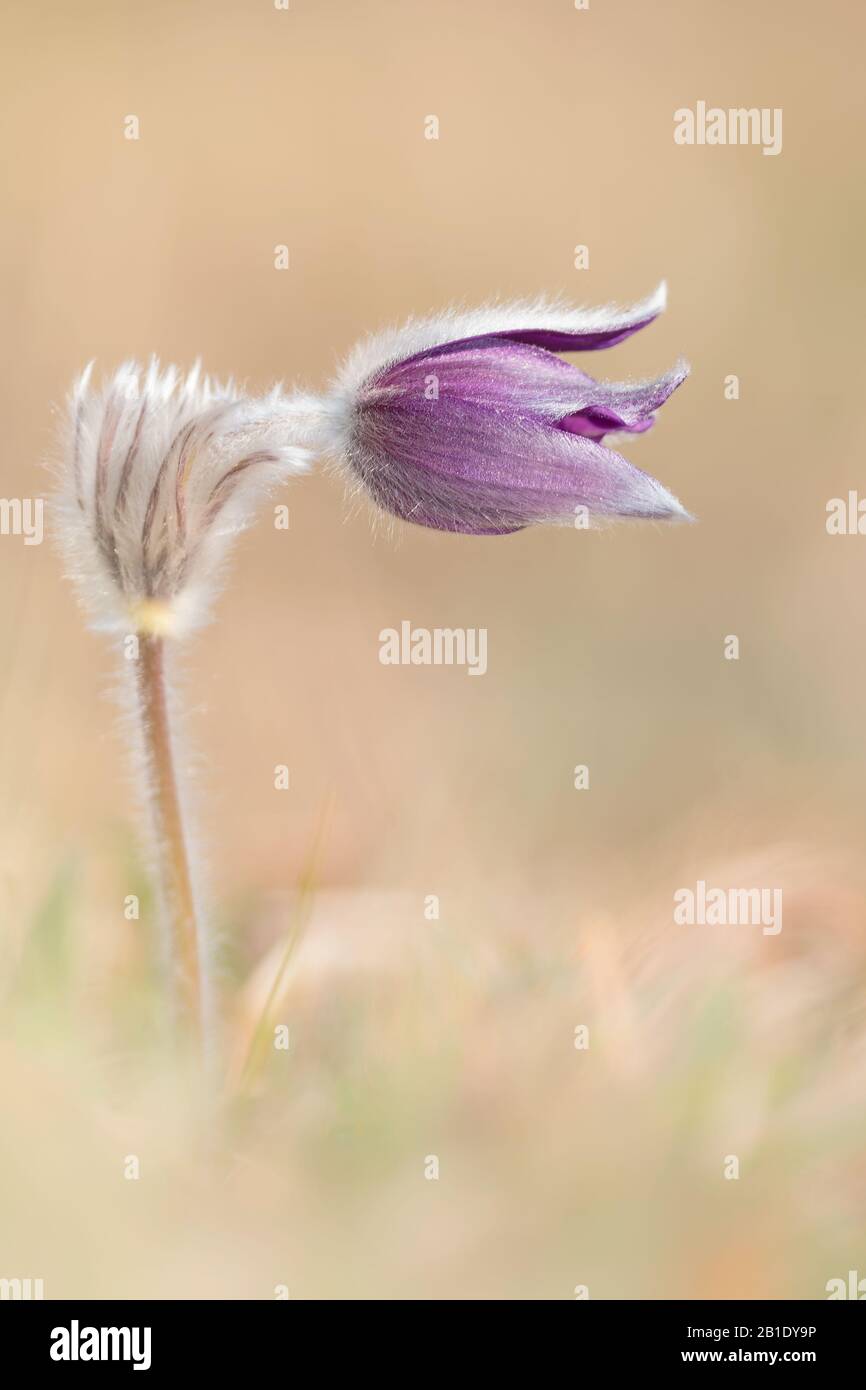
[2,0,866,1298]
[2,862,866,1298]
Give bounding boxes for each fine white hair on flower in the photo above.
[54,358,312,636]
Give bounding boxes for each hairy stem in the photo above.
[135,634,205,1051]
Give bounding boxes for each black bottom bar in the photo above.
[1,1298,861,1373]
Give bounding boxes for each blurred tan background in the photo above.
[1,0,865,1299]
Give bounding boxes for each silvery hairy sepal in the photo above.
[55,358,311,637]
[315,284,691,534]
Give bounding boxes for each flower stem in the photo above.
[135,633,205,1052]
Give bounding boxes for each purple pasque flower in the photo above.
[322,283,690,535]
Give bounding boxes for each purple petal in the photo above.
[484,315,660,352]
[562,412,655,440]
[350,365,689,534]
[400,287,667,358]
[374,339,687,441]
[559,361,689,438]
